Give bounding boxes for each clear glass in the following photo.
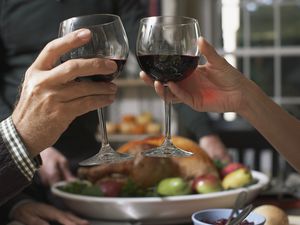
[58,14,133,166]
[136,16,201,157]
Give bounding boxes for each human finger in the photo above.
[140,71,154,87]
[29,217,50,225]
[49,58,117,83]
[59,81,117,102]
[167,81,196,107]
[58,159,76,181]
[13,206,50,225]
[65,212,90,225]
[153,81,179,103]
[47,167,62,185]
[37,204,77,225]
[33,29,92,70]
[63,94,115,118]
[198,37,225,66]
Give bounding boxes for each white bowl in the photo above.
[51,170,269,223]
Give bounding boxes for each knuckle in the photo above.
[29,81,45,97]
[63,60,80,74]
[43,91,57,103]
[44,40,59,54]
[24,67,34,78]
[92,58,103,69]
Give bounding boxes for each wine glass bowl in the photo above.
[136,16,201,157]
[58,14,133,166]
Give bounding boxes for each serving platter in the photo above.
[51,170,269,223]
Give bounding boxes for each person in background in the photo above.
[0,0,144,224]
[174,104,231,163]
[141,37,300,174]
[0,28,117,224]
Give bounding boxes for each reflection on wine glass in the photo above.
[59,14,133,166]
[136,16,201,157]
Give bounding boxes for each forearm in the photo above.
[239,79,300,172]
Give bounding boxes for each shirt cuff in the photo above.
[0,117,37,181]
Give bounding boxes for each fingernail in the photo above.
[105,60,117,70]
[77,29,91,40]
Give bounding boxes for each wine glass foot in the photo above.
[79,146,134,166]
[143,142,193,158]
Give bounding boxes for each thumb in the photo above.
[198,37,224,65]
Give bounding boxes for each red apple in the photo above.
[96,180,124,197]
[220,162,246,178]
[192,174,222,194]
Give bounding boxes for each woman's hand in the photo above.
[140,37,247,114]
[39,147,75,186]
[12,202,89,225]
[12,29,118,157]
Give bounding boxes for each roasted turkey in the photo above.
[78,136,218,188]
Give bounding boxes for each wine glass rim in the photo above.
[139,16,198,26]
[60,13,121,27]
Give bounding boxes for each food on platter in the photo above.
[220,162,246,178]
[105,112,161,135]
[79,136,219,186]
[253,205,289,225]
[222,167,253,190]
[59,136,255,197]
[157,177,191,196]
[192,174,222,194]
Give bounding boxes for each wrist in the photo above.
[237,78,262,119]
[12,113,41,157]
[237,77,275,132]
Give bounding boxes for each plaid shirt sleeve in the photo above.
[0,117,38,181]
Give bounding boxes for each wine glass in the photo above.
[58,14,133,166]
[136,16,201,157]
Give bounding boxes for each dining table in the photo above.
[83,190,300,225]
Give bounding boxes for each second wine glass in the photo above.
[59,14,133,166]
[136,16,201,157]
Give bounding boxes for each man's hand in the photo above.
[39,147,75,186]
[12,202,89,225]
[12,29,118,157]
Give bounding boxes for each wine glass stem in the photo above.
[164,85,172,142]
[97,108,109,146]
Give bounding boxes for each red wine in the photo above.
[82,59,126,82]
[61,58,126,82]
[137,54,199,83]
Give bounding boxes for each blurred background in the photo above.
[106,0,300,192]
